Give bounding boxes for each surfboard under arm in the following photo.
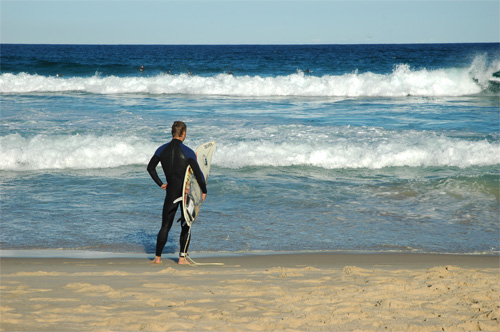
[181,142,216,226]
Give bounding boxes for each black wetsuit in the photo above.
[147,139,207,257]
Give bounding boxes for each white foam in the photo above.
[0,133,154,170]
[468,53,500,89]
[1,57,494,97]
[1,128,498,171]
[215,136,500,169]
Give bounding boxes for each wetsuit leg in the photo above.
[179,214,191,256]
[155,195,179,257]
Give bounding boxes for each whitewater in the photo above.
[1,128,499,171]
[0,61,495,96]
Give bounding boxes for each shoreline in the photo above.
[1,250,498,269]
[1,252,499,331]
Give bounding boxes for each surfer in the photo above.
[147,121,207,265]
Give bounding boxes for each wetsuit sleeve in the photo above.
[180,143,207,194]
[189,158,208,194]
[147,155,164,187]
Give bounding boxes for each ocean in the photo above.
[1,43,499,257]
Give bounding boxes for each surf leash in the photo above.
[185,255,224,266]
[181,225,224,267]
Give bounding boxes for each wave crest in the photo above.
[1,130,498,171]
[1,59,495,97]
[0,134,154,170]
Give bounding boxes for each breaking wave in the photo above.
[1,56,498,97]
[1,128,498,171]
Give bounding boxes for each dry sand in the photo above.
[1,253,499,331]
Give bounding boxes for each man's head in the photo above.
[171,121,187,141]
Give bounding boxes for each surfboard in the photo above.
[181,141,216,226]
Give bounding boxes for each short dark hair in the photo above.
[171,121,187,137]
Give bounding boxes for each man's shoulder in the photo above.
[155,142,171,156]
[180,143,196,159]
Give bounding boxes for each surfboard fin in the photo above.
[173,196,183,204]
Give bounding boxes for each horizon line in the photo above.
[2,41,499,46]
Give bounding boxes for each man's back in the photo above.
[147,138,206,195]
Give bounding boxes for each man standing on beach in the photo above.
[147,121,207,265]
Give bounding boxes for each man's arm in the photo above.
[147,155,164,188]
[181,144,208,195]
[188,158,207,194]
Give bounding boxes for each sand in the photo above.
[1,253,499,332]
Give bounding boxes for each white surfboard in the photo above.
[181,141,216,226]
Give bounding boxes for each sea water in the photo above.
[1,44,499,257]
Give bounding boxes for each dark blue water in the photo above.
[1,44,499,257]
[2,43,499,78]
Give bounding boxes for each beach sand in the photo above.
[1,253,499,331]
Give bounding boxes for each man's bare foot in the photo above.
[178,256,191,265]
[151,256,162,264]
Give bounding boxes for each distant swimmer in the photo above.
[56,73,63,77]
[167,70,172,75]
[188,70,193,76]
[227,70,233,75]
[305,68,310,73]
[140,65,144,72]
